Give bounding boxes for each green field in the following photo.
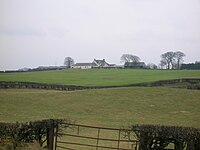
[0,69,200,86]
[0,69,200,128]
[0,69,199,149]
[0,87,199,128]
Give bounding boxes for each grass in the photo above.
[0,69,199,149]
[0,87,199,128]
[1,86,199,149]
[0,69,200,86]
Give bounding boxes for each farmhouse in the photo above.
[93,59,111,68]
[72,59,118,69]
[72,63,97,69]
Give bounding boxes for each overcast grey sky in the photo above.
[0,0,200,70]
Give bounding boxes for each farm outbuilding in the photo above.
[124,62,146,69]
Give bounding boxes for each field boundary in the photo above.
[1,120,199,150]
[55,123,139,150]
[0,78,200,91]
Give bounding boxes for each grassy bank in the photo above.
[0,69,200,86]
[0,87,199,128]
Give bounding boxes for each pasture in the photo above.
[0,69,200,149]
[0,69,200,86]
[0,87,199,128]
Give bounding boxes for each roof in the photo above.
[73,63,97,67]
[125,62,145,65]
[124,62,146,68]
[93,59,109,67]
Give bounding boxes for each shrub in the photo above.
[0,119,70,149]
[130,124,200,150]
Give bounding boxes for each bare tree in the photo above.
[64,57,74,68]
[160,60,167,69]
[147,63,157,69]
[121,54,140,63]
[161,52,175,69]
[174,51,186,69]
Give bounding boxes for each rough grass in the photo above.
[1,69,199,149]
[0,87,199,128]
[0,69,200,86]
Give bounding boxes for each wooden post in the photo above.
[117,130,121,149]
[54,125,59,150]
[47,124,55,150]
[96,128,100,150]
[77,125,80,135]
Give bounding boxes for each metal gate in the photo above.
[54,123,138,150]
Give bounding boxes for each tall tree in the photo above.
[160,60,167,69]
[174,51,186,69]
[121,54,140,63]
[161,52,175,69]
[64,57,74,68]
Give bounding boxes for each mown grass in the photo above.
[0,87,199,128]
[0,69,200,86]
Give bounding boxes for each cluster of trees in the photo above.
[120,51,186,70]
[160,51,186,70]
[63,51,186,70]
[120,54,141,63]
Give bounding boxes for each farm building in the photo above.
[93,59,112,68]
[72,63,97,69]
[72,59,118,69]
[124,62,146,69]
[181,61,200,70]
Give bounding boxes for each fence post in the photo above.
[96,128,100,150]
[77,125,80,135]
[117,130,121,149]
[47,122,55,150]
[54,124,59,150]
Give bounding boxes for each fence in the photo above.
[0,81,86,91]
[0,78,200,91]
[55,123,138,150]
[1,121,199,150]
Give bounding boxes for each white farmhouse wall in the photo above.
[72,65,92,69]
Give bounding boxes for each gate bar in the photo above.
[57,133,137,142]
[61,123,132,131]
[57,141,132,150]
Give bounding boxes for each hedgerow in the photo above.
[130,124,200,150]
[0,119,70,149]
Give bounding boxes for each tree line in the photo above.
[119,51,186,69]
[64,51,186,70]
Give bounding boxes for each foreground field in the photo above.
[1,69,199,149]
[0,87,199,128]
[0,69,200,86]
